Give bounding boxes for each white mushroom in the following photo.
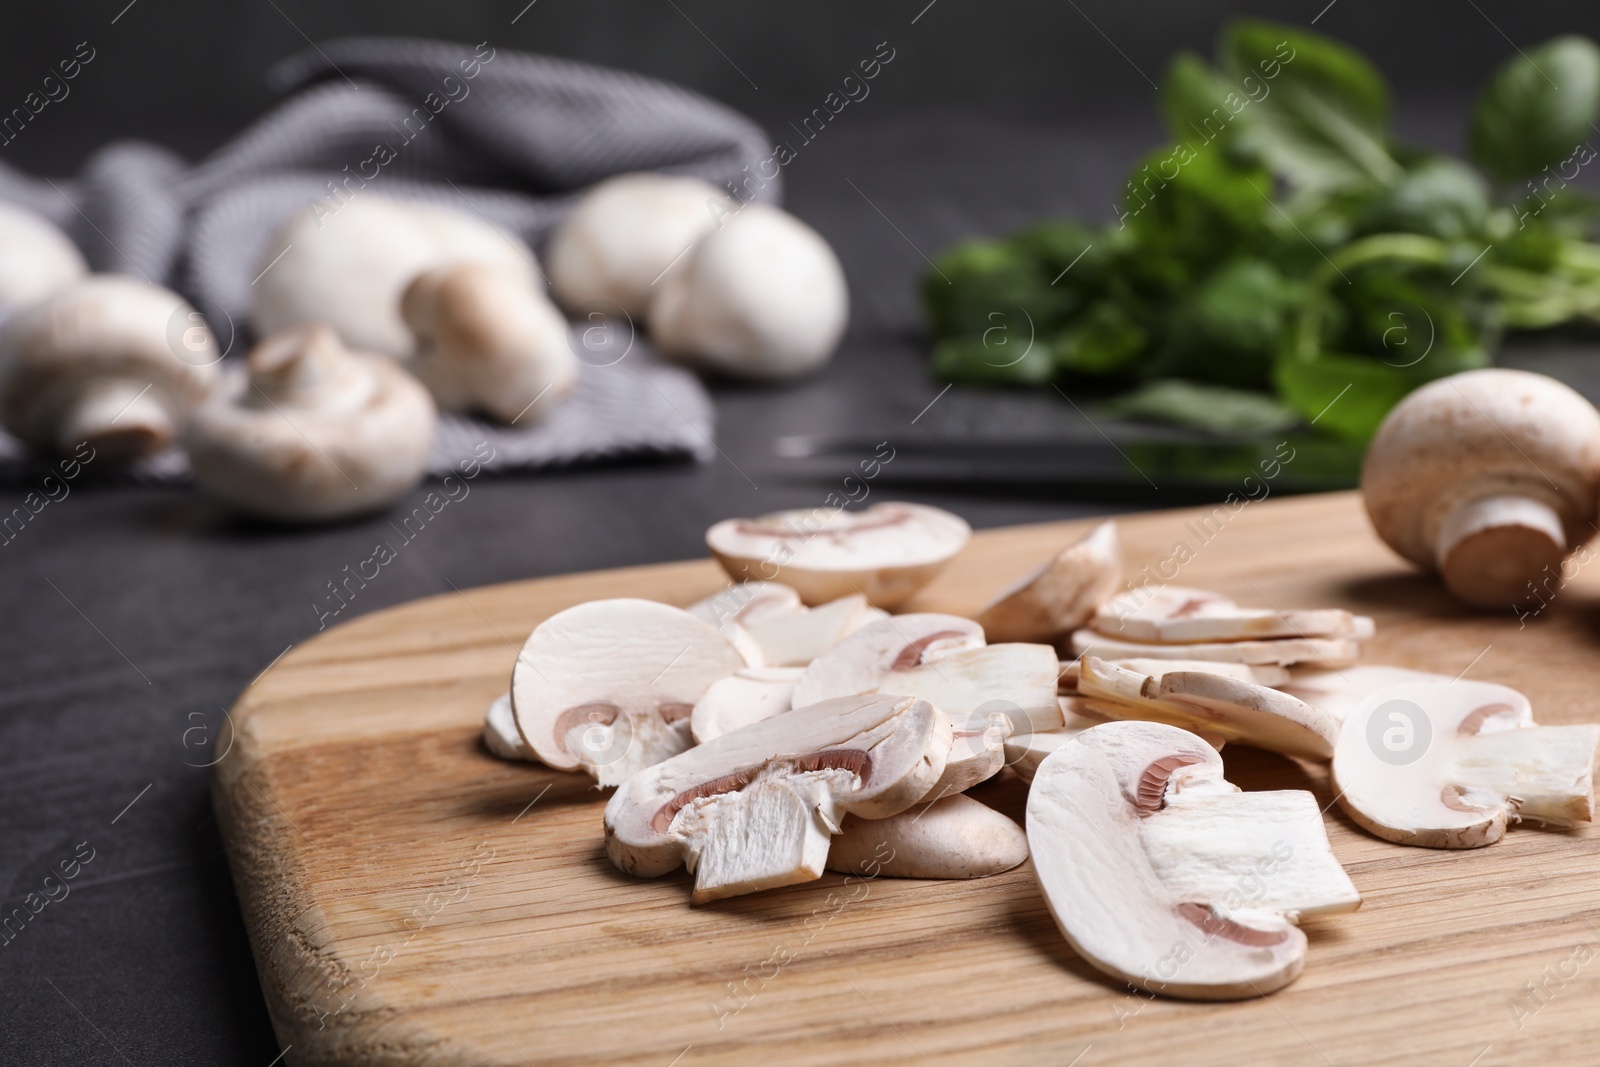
[0,203,86,317]
[826,794,1028,879]
[1278,665,1454,722]
[690,666,802,743]
[707,502,972,608]
[790,612,986,709]
[1332,680,1599,848]
[603,693,952,903]
[0,276,218,461]
[250,195,537,357]
[1071,628,1359,668]
[183,325,435,522]
[975,520,1122,642]
[1362,368,1600,608]
[686,580,804,630]
[400,263,577,425]
[649,203,848,380]
[1059,658,1290,693]
[1092,585,1373,643]
[545,173,732,319]
[482,693,530,761]
[739,595,880,667]
[511,598,749,786]
[1028,721,1359,1000]
[1075,657,1341,760]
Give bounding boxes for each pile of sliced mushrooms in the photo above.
[0,176,846,522]
[485,498,1600,1001]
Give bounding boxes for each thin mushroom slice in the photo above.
[1028,721,1357,1000]
[1060,658,1290,694]
[1077,657,1340,761]
[1278,665,1453,723]
[1071,628,1359,668]
[706,502,972,608]
[604,694,953,903]
[1093,586,1374,644]
[687,581,804,629]
[792,613,986,709]
[741,595,878,667]
[482,693,530,761]
[510,599,749,786]
[1332,680,1600,848]
[1004,700,1114,783]
[826,794,1028,879]
[690,667,802,743]
[975,520,1122,642]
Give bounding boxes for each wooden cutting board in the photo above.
[214,491,1600,1067]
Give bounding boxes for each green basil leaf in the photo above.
[1273,352,1420,442]
[1469,35,1600,185]
[1102,379,1301,435]
[1152,259,1301,388]
[1161,53,1253,152]
[1054,300,1148,376]
[931,332,1058,385]
[1356,157,1490,241]
[1221,20,1401,190]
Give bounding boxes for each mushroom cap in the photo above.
[648,203,848,380]
[250,195,537,356]
[1332,679,1599,848]
[689,666,802,743]
[401,263,578,424]
[511,598,750,774]
[482,693,530,761]
[604,693,952,878]
[686,580,804,629]
[975,520,1122,642]
[546,173,731,319]
[182,325,435,521]
[1362,369,1600,570]
[0,275,218,457]
[791,612,986,710]
[707,502,972,608]
[0,203,87,315]
[1027,721,1310,999]
[827,794,1029,879]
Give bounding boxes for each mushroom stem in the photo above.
[58,379,174,460]
[1436,494,1568,608]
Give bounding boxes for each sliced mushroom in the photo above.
[251,195,536,358]
[1059,658,1290,693]
[1093,585,1373,644]
[975,520,1122,642]
[791,613,985,709]
[511,598,749,786]
[546,173,732,319]
[1071,628,1359,668]
[707,502,971,608]
[604,694,952,902]
[826,794,1028,879]
[690,666,802,743]
[1332,680,1600,848]
[740,595,879,667]
[0,203,87,317]
[1028,721,1358,1000]
[649,203,848,380]
[0,276,218,461]
[1076,657,1341,761]
[482,693,530,761]
[183,325,435,522]
[1363,368,1600,608]
[687,580,804,629]
[1279,665,1453,722]
[400,263,578,425]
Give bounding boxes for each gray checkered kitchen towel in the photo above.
[0,37,782,480]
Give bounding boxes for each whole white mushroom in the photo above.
[648,203,848,380]
[0,275,218,461]
[249,195,537,358]
[545,173,731,320]
[0,203,87,318]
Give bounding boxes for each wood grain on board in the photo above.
[213,491,1600,1067]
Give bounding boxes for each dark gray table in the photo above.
[4,108,1593,1063]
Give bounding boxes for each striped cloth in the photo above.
[0,37,780,481]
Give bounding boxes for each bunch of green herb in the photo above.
[923,22,1600,442]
